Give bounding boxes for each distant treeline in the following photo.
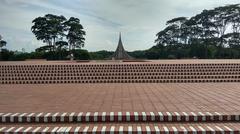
[1,4,240,61]
[0,49,146,61]
[151,4,240,59]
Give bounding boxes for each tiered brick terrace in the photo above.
[0,60,240,133]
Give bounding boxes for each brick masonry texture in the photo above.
[1,123,240,134]
[0,83,240,113]
[1,60,240,133]
[2,60,240,84]
[0,111,239,123]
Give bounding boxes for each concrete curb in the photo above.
[0,112,239,123]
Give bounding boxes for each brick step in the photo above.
[3,74,240,78]
[1,63,239,66]
[1,79,240,84]
[2,75,240,80]
[2,68,240,73]
[2,72,240,77]
[0,123,239,133]
[0,112,239,123]
[0,63,239,67]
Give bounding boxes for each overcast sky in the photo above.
[0,0,239,52]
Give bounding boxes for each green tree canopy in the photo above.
[65,17,86,57]
[31,14,67,51]
[31,14,85,60]
[0,34,7,50]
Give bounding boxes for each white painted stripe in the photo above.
[52,112,59,122]
[5,127,15,133]
[172,127,178,134]
[65,127,72,133]
[23,127,32,134]
[36,113,43,122]
[33,127,41,134]
[110,112,114,121]
[94,112,98,122]
[206,112,214,120]
[18,113,27,122]
[215,112,223,121]
[42,127,49,134]
[102,112,106,121]
[101,126,106,134]
[27,113,34,122]
[154,126,160,134]
[10,113,19,122]
[206,126,215,132]
[126,112,130,121]
[58,127,67,133]
[44,113,51,122]
[85,112,91,122]
[69,112,75,122]
[57,127,63,133]
[227,115,231,121]
[191,112,197,121]
[134,112,139,121]
[166,112,172,121]
[61,112,67,122]
[198,112,206,121]
[235,115,240,121]
[142,112,147,121]
[77,112,83,122]
[101,126,107,134]
[61,127,68,133]
[51,127,59,134]
[119,126,124,134]
[180,126,188,134]
[118,112,122,121]
[182,112,189,121]
[174,112,181,121]
[215,126,224,132]
[224,126,233,133]
[84,126,90,134]
[146,126,151,134]
[14,127,24,133]
[137,126,141,134]
[0,127,6,132]
[2,113,11,122]
[92,126,98,134]
[110,126,115,134]
[150,112,155,121]
[198,126,206,134]
[118,126,123,134]
[128,126,132,134]
[158,112,164,121]
[189,126,197,134]
[163,126,169,134]
[74,127,81,134]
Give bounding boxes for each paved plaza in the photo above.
[0,60,240,133]
[0,83,240,113]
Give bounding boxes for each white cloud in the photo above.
[0,0,239,52]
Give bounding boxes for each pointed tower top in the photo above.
[111,32,133,60]
[118,32,122,46]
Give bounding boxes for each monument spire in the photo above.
[119,32,122,44]
[111,32,132,60]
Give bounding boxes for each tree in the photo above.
[156,17,188,46]
[56,41,68,50]
[65,17,86,58]
[32,15,86,60]
[31,14,67,52]
[155,4,240,59]
[0,35,7,50]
